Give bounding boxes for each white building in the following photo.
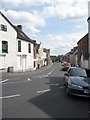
[36,43,47,68]
[0,12,35,72]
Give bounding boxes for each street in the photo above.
[1,63,90,119]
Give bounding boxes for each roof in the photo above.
[0,11,17,32]
[77,33,88,44]
[87,17,90,21]
[43,48,50,53]
[14,26,35,44]
[0,11,36,44]
[36,44,40,54]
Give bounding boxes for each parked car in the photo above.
[61,61,66,66]
[62,62,71,71]
[64,67,90,97]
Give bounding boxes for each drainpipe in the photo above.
[88,2,90,69]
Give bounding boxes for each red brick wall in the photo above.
[78,34,88,67]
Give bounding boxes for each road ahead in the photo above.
[1,63,90,119]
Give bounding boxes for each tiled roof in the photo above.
[77,33,88,44]
[0,11,17,32]
[87,17,90,21]
[36,44,40,54]
[14,26,35,43]
[0,11,36,44]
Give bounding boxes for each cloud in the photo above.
[1,9,45,34]
[42,0,88,21]
[1,0,88,55]
[1,0,54,8]
[40,32,87,55]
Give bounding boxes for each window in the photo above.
[0,24,7,32]
[2,41,8,53]
[18,41,21,52]
[69,68,87,77]
[28,43,31,53]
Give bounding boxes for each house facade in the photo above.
[0,12,17,71]
[0,12,35,72]
[77,34,88,69]
[62,52,71,63]
[36,43,47,68]
[70,47,78,67]
[43,48,51,65]
[15,25,35,72]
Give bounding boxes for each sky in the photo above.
[0,0,89,55]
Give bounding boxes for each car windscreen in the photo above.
[64,63,70,66]
[69,69,87,77]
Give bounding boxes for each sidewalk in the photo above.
[1,63,53,76]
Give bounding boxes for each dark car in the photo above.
[64,67,90,97]
[62,62,71,71]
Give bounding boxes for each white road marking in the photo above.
[59,86,65,89]
[27,78,31,81]
[0,79,8,83]
[0,94,20,99]
[50,83,59,86]
[48,71,52,74]
[16,81,29,83]
[43,75,48,78]
[4,82,14,85]
[9,78,20,80]
[3,80,31,85]
[1,78,20,84]
[48,69,54,75]
[37,89,50,93]
[33,74,49,79]
[38,63,53,73]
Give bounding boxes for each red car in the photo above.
[62,62,71,71]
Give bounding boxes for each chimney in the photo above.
[17,25,22,31]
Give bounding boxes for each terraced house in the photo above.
[0,11,36,72]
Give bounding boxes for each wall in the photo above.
[16,39,34,71]
[88,19,90,69]
[78,34,88,67]
[0,14,17,70]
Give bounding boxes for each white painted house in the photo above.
[0,11,35,72]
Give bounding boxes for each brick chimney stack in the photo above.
[17,25,22,31]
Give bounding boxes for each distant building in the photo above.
[70,47,78,67]
[43,48,51,65]
[36,43,47,68]
[62,52,71,63]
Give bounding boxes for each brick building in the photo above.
[77,33,89,68]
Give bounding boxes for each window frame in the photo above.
[0,24,7,32]
[2,41,8,53]
[18,41,21,52]
[28,43,31,53]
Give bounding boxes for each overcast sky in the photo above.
[0,0,89,55]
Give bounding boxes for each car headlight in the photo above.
[71,83,83,89]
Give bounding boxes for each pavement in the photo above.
[1,62,90,119]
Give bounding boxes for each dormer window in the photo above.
[0,24,7,32]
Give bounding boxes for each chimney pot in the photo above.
[17,25,22,31]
